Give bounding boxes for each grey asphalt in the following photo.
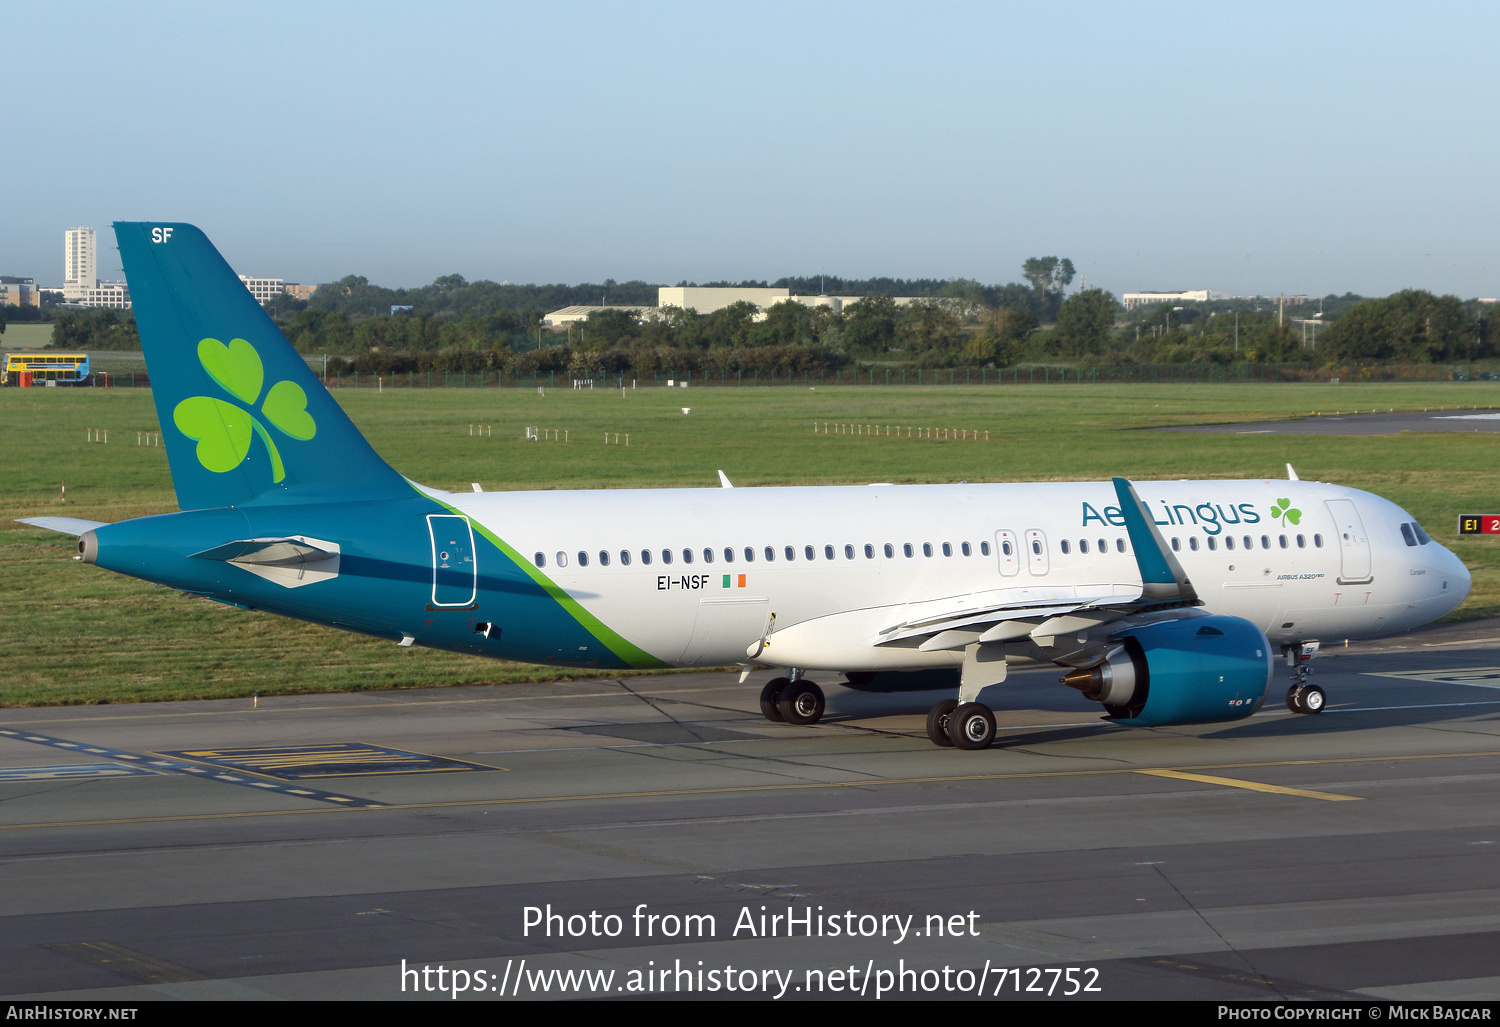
[4,621,1500,1001]
[1155,407,1500,434]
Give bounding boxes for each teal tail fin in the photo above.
[115,222,409,510]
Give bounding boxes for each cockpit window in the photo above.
[1400,523,1418,547]
[1413,522,1432,545]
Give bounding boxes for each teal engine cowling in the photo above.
[1060,615,1273,727]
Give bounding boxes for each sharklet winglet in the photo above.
[1111,477,1199,605]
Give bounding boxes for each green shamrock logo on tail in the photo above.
[173,338,316,482]
[1271,498,1301,526]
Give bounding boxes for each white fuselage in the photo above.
[432,478,1470,672]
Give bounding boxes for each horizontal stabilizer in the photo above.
[16,517,108,536]
[190,536,341,589]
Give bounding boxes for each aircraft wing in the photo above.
[16,517,109,536]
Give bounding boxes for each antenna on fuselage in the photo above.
[1286,463,1299,481]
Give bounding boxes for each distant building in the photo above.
[283,283,318,302]
[0,276,40,308]
[657,287,923,317]
[657,286,789,314]
[542,304,655,326]
[60,227,131,308]
[67,283,130,308]
[63,227,97,301]
[239,275,283,305]
[1121,290,1231,311]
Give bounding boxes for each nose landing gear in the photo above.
[1283,641,1325,715]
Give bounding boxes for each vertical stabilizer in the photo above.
[115,222,409,510]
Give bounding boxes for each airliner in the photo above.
[19,224,1472,750]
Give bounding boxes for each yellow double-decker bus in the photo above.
[1,352,91,386]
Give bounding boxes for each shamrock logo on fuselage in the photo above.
[173,338,316,482]
[1271,498,1301,526]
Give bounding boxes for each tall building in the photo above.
[62,227,130,307]
[63,227,97,301]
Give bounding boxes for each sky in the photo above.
[4,1,1498,299]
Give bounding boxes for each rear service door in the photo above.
[428,514,477,606]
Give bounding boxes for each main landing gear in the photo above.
[1284,641,1325,715]
[759,676,826,725]
[926,698,996,750]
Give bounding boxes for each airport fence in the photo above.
[48,362,1500,391]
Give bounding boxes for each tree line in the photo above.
[37,259,1500,373]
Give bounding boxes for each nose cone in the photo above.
[1435,543,1471,616]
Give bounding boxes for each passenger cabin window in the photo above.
[785,546,796,561]
[1206,537,1216,551]
[865,544,875,559]
[1098,539,1106,552]
[556,551,567,567]
[1225,536,1235,550]
[961,542,971,556]
[702,548,713,564]
[1296,534,1306,549]
[824,545,835,560]
[1060,539,1071,554]
[621,550,632,566]
[1171,538,1181,551]
[724,547,735,563]
[1314,534,1324,548]
[1243,535,1253,549]
[1079,539,1089,554]
[577,551,589,567]
[884,544,895,558]
[1031,540,1042,555]
[662,549,673,565]
[743,547,754,562]
[1116,539,1126,553]
[903,543,914,558]
[981,541,991,556]
[599,550,610,566]
[1261,535,1270,549]
[845,544,855,559]
[534,552,546,567]
[943,542,952,557]
[641,550,652,565]
[1278,535,1288,549]
[764,546,775,562]
[1188,536,1199,551]
[923,543,934,557]
[682,548,693,564]
[1000,541,1010,556]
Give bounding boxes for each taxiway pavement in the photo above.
[4,620,1500,1001]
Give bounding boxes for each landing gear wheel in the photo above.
[926,699,959,747]
[1299,684,1326,714]
[948,702,996,750]
[760,678,790,722]
[777,681,825,725]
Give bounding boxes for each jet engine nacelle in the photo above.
[1061,614,1273,727]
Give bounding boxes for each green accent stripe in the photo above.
[420,488,668,669]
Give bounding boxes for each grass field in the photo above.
[3,380,1498,706]
[1,323,55,350]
